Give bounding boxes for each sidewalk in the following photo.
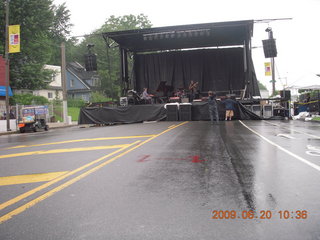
[0,121,78,136]
[47,121,78,129]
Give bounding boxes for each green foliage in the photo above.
[312,117,320,121]
[298,90,320,102]
[67,98,86,108]
[258,81,268,90]
[10,93,49,105]
[270,90,280,97]
[71,14,152,99]
[90,92,112,103]
[68,107,80,121]
[0,0,72,89]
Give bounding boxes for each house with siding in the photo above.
[14,65,63,101]
[33,65,63,100]
[66,62,99,102]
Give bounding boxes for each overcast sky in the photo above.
[53,0,320,92]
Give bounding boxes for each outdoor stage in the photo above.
[78,102,261,125]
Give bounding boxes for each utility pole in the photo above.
[271,57,276,96]
[268,29,276,96]
[4,0,11,131]
[263,27,277,96]
[61,42,68,124]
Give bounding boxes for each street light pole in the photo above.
[4,0,11,131]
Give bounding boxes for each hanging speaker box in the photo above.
[262,39,277,58]
[84,54,97,71]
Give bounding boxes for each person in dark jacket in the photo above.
[224,95,237,121]
[208,91,219,123]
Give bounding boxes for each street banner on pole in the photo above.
[8,25,20,53]
[265,62,271,76]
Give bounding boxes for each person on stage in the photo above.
[208,91,219,124]
[141,88,152,104]
[189,80,198,102]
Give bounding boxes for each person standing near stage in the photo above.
[208,91,219,123]
[224,95,237,121]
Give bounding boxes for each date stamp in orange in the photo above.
[211,210,308,220]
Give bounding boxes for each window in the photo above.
[48,92,53,99]
[70,79,74,88]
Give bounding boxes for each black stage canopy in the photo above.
[103,20,254,52]
[102,20,260,98]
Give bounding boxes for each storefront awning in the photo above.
[0,86,13,97]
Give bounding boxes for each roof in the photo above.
[103,20,254,52]
[67,62,97,82]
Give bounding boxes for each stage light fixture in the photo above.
[265,27,272,32]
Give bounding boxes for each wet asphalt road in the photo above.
[0,120,319,240]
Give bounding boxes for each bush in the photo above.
[90,92,112,103]
[67,98,86,108]
[10,93,49,105]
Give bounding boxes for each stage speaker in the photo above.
[262,39,277,58]
[166,104,179,121]
[280,90,291,100]
[179,103,192,121]
[84,54,97,71]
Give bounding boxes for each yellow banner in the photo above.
[9,25,20,53]
[264,62,271,76]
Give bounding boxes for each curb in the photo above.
[0,123,79,136]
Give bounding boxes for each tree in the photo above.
[10,93,49,105]
[71,14,152,99]
[0,0,72,89]
[258,81,268,91]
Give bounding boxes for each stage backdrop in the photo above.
[133,48,258,96]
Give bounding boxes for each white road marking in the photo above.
[306,145,320,157]
[263,120,320,139]
[276,134,296,139]
[239,120,320,172]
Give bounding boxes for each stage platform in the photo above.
[78,101,261,125]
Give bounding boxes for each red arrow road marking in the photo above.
[136,155,150,162]
[191,155,206,163]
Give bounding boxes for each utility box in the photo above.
[251,105,262,117]
[263,105,273,118]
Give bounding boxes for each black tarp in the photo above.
[133,48,254,95]
[78,102,261,125]
[78,104,167,124]
[191,102,261,121]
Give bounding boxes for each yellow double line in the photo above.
[0,121,188,223]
